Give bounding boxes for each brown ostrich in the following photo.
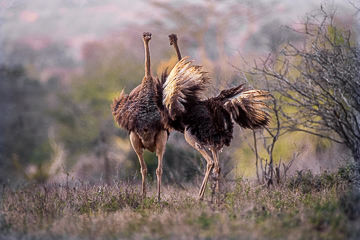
[112,32,168,201]
[163,35,271,200]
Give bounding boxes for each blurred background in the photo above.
[0,0,358,185]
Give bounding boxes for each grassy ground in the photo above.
[1,165,360,240]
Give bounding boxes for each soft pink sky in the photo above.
[0,0,354,65]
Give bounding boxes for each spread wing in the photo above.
[224,89,271,129]
[162,57,210,119]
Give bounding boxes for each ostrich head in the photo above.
[143,32,151,42]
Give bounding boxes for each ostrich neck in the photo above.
[173,43,182,61]
[144,40,151,78]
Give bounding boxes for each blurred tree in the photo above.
[249,20,303,54]
[2,41,76,80]
[0,65,51,183]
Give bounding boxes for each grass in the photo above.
[1,165,359,240]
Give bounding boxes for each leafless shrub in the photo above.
[250,97,300,186]
[254,7,360,171]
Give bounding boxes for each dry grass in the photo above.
[1,165,360,240]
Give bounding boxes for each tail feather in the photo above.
[224,90,271,129]
[214,84,245,101]
[163,57,210,119]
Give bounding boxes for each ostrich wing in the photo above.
[224,90,271,129]
[111,89,138,132]
[162,57,210,120]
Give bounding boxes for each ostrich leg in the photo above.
[169,34,182,61]
[184,129,214,200]
[155,130,168,202]
[130,132,147,198]
[211,148,221,203]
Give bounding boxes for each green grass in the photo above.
[1,166,359,240]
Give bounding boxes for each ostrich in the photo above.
[112,32,168,201]
[163,36,270,200]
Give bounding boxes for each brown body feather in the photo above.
[112,76,166,151]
